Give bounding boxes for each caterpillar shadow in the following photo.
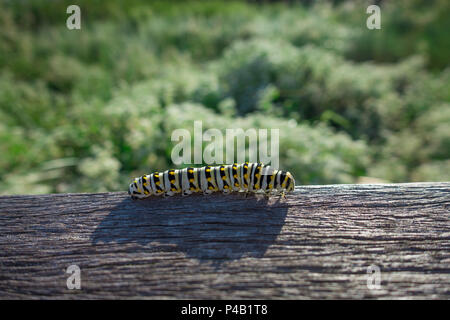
[91,192,289,267]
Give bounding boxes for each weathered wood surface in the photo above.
[0,183,449,299]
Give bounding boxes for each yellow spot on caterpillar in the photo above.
[254,184,260,189]
[208,186,213,190]
[244,184,248,188]
[155,181,160,185]
[206,168,211,172]
[234,183,239,187]
[188,169,193,173]
[233,174,238,178]
[244,174,248,179]
[220,167,225,171]
[268,184,273,189]
[222,176,227,180]
[207,177,211,181]
[189,178,194,182]
[190,187,195,191]
[169,172,175,175]
[171,188,176,192]
[224,185,229,189]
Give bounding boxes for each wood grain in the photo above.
[0,183,449,299]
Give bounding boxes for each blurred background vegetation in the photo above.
[0,0,449,194]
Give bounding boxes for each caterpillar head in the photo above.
[286,172,295,192]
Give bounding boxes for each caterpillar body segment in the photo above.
[128,163,295,199]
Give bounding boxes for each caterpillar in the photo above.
[128,162,295,199]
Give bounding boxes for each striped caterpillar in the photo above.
[128,162,295,199]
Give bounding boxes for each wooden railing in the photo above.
[0,182,449,299]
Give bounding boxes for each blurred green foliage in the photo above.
[0,0,448,194]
